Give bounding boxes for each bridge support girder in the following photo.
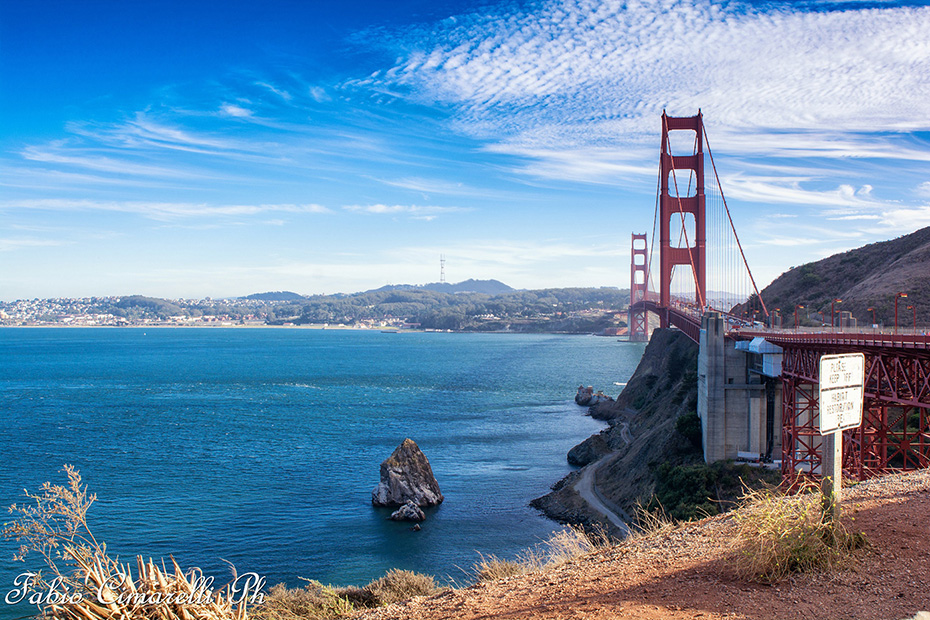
[781,345,930,480]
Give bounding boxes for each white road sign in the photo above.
[819,353,865,434]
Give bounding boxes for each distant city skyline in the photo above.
[2,0,930,301]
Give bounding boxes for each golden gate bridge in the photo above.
[629,111,930,481]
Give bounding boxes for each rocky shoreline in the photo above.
[531,328,701,536]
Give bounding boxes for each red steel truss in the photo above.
[629,233,649,342]
[745,334,930,480]
[658,112,706,326]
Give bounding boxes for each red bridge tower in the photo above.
[659,111,706,326]
[629,233,649,342]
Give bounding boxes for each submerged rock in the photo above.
[372,438,444,508]
[389,500,426,522]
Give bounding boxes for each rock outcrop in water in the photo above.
[389,500,426,522]
[372,438,444,508]
[575,385,613,406]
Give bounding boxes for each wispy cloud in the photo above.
[0,238,66,252]
[219,103,254,118]
[377,177,492,197]
[355,0,930,182]
[722,175,885,209]
[20,145,217,180]
[342,204,469,220]
[255,81,293,102]
[1,199,331,220]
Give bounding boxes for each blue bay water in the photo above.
[0,328,644,618]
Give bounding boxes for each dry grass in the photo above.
[733,482,867,582]
[472,554,530,582]
[472,525,610,583]
[254,569,441,619]
[2,465,252,619]
[2,468,614,620]
[631,501,677,538]
[252,581,354,620]
[364,569,439,605]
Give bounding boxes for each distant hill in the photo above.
[242,291,307,301]
[367,279,514,296]
[758,226,930,327]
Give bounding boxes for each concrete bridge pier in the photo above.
[698,312,783,464]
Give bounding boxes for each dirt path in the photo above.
[359,468,930,620]
[573,451,630,535]
[572,419,633,534]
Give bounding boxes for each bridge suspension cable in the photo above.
[702,117,769,320]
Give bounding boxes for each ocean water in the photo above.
[0,328,644,618]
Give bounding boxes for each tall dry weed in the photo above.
[471,525,610,583]
[631,500,677,537]
[733,482,866,582]
[363,568,439,604]
[2,465,255,619]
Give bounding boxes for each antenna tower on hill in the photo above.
[440,255,446,283]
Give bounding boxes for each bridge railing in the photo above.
[734,325,930,350]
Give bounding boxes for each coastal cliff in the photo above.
[532,328,701,534]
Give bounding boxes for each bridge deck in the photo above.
[733,327,930,351]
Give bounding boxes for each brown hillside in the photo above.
[759,226,930,327]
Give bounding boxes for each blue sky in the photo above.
[2,0,930,300]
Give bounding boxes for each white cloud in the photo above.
[377,177,491,197]
[868,205,930,233]
[342,204,469,218]
[220,103,254,118]
[20,145,214,180]
[0,199,331,220]
[362,0,930,179]
[0,238,65,252]
[255,81,293,102]
[721,174,887,209]
[309,86,331,103]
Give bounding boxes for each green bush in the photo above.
[675,411,702,449]
[649,461,782,522]
[651,462,718,521]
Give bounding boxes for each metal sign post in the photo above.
[818,353,865,519]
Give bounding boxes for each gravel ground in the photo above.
[357,468,930,620]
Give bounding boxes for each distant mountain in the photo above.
[367,279,514,296]
[242,291,307,301]
[758,226,930,326]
